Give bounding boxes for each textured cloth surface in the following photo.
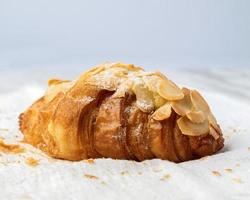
[0,67,249,200]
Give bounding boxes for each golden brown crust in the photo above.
[127,101,154,161]
[19,63,224,162]
[173,121,193,162]
[94,95,128,159]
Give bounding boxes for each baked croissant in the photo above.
[19,63,224,162]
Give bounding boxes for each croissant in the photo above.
[19,63,224,162]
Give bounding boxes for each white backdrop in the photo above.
[0,0,250,69]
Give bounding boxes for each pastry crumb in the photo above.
[248,147,250,151]
[235,163,240,167]
[212,171,221,177]
[84,158,95,164]
[84,174,98,179]
[232,178,242,183]
[160,174,171,181]
[138,172,142,175]
[120,171,129,175]
[25,157,39,167]
[0,139,25,154]
[224,168,233,173]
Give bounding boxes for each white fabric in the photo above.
[0,68,249,200]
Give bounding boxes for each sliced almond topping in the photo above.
[209,124,220,140]
[157,79,184,101]
[48,79,70,86]
[153,94,166,108]
[208,113,218,129]
[186,110,205,123]
[189,90,221,137]
[114,70,128,77]
[153,71,171,80]
[177,116,209,136]
[142,75,158,93]
[171,88,192,116]
[109,63,143,71]
[190,90,210,113]
[137,71,157,77]
[84,65,105,77]
[76,65,106,86]
[132,82,154,113]
[152,102,172,121]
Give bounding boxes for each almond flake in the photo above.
[157,79,184,101]
[152,102,172,121]
[186,110,205,123]
[177,116,209,136]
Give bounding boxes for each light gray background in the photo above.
[0,0,250,69]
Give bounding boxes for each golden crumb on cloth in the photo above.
[84,174,99,179]
[212,171,221,177]
[224,168,233,173]
[0,139,25,154]
[160,174,171,181]
[84,158,95,164]
[120,171,129,175]
[25,157,39,167]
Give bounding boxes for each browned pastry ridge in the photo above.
[19,63,224,162]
